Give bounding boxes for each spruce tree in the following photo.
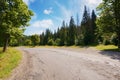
[68,16,76,45]
[91,10,97,43]
[80,6,92,45]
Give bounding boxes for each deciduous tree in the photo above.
[0,0,33,52]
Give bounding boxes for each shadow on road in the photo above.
[99,50,120,61]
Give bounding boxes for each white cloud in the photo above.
[23,0,35,5]
[86,0,102,9]
[43,8,53,15]
[31,19,54,28]
[88,0,102,5]
[24,19,54,35]
[27,30,43,35]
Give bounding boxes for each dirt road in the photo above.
[9,47,120,80]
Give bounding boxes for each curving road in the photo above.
[9,47,120,80]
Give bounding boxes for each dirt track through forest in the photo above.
[8,47,120,80]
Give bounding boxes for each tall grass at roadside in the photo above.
[0,47,22,79]
[95,45,120,52]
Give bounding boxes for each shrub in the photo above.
[47,39,54,46]
[110,34,118,45]
[55,38,61,46]
[103,39,110,45]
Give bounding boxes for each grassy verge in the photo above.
[0,47,22,79]
[25,45,120,52]
[94,45,120,52]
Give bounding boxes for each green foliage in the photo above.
[9,33,25,46]
[80,6,96,45]
[96,0,120,48]
[24,39,32,46]
[47,39,54,46]
[9,38,18,46]
[31,34,40,46]
[110,33,118,45]
[0,0,33,51]
[44,29,53,45]
[67,17,76,46]
[59,21,68,46]
[103,39,111,45]
[40,33,45,45]
[39,7,97,47]
[91,10,97,42]
[55,38,61,46]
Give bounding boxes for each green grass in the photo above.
[26,44,120,52]
[95,45,120,52]
[0,47,22,79]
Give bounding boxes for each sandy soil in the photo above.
[7,47,120,80]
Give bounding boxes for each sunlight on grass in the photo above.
[0,47,22,79]
[95,45,120,52]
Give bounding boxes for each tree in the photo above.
[0,0,33,52]
[68,16,76,45]
[31,34,40,46]
[59,21,67,46]
[24,39,32,46]
[80,6,92,45]
[75,14,81,45]
[96,0,120,48]
[47,39,54,46]
[112,0,120,48]
[44,29,53,45]
[91,10,97,42]
[55,38,61,46]
[40,33,45,45]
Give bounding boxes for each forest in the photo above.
[0,0,120,52]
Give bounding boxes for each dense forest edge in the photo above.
[0,0,120,52]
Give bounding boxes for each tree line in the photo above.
[39,6,97,46]
[6,5,119,47]
[5,6,96,47]
[25,0,120,48]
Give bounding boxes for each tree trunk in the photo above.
[3,35,10,52]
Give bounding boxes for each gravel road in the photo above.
[8,47,120,80]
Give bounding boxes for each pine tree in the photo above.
[75,14,81,45]
[44,29,53,45]
[91,10,97,43]
[68,16,76,45]
[59,21,67,46]
[40,33,45,45]
[80,6,92,45]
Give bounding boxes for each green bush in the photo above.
[110,34,118,45]
[55,38,61,46]
[31,34,40,46]
[24,39,32,46]
[103,39,110,45]
[47,39,54,46]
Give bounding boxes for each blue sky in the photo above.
[23,0,102,35]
